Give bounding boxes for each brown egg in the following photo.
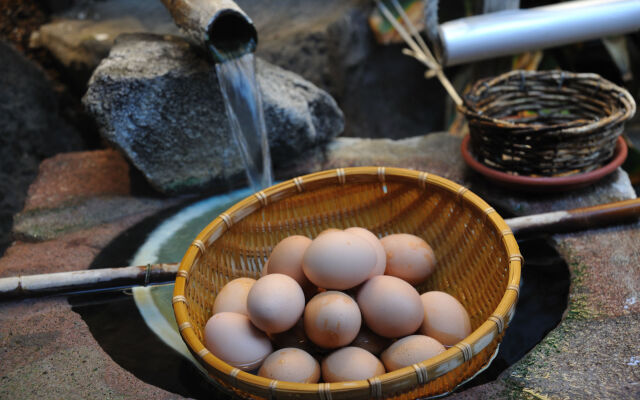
[322,347,385,382]
[247,274,305,333]
[258,348,320,383]
[304,291,361,348]
[380,233,436,285]
[420,291,472,346]
[261,260,269,276]
[345,227,386,278]
[317,228,342,236]
[381,335,445,371]
[357,275,424,338]
[204,312,273,371]
[266,235,313,288]
[350,326,391,356]
[303,231,376,290]
[212,277,256,316]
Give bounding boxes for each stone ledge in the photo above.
[503,313,640,399]
[0,214,166,278]
[14,196,178,243]
[2,133,638,399]
[23,149,131,212]
[0,297,178,400]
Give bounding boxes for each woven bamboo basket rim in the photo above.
[458,70,636,131]
[457,70,636,176]
[172,167,522,399]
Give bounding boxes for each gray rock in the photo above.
[469,168,637,217]
[277,132,468,182]
[37,0,447,139]
[324,133,467,183]
[32,0,182,76]
[34,0,363,87]
[246,0,368,93]
[503,313,640,399]
[32,17,147,73]
[321,7,435,138]
[255,3,448,139]
[290,132,636,217]
[83,33,344,194]
[0,41,85,255]
[13,196,177,242]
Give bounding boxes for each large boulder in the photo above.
[0,41,85,255]
[30,0,181,78]
[31,17,147,83]
[83,33,344,194]
[37,0,446,139]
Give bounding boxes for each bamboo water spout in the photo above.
[161,0,257,62]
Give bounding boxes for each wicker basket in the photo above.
[460,70,636,176]
[173,167,521,399]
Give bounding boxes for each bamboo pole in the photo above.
[507,198,640,237]
[0,263,178,299]
[160,0,257,62]
[0,199,638,299]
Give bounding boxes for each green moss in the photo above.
[506,318,573,385]
[566,294,593,320]
[498,379,546,400]
[503,247,596,395]
[566,260,596,320]
[569,260,586,287]
[164,176,204,193]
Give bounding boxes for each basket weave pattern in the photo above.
[460,70,636,176]
[173,167,521,399]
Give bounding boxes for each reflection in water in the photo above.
[71,197,569,398]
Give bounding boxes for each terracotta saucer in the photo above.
[461,135,628,192]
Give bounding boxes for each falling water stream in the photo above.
[215,52,273,191]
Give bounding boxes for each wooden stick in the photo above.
[0,199,638,299]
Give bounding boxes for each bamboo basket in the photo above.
[460,70,636,176]
[173,167,522,399]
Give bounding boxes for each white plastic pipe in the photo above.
[438,0,640,66]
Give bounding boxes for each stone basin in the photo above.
[1,133,638,399]
[2,1,639,397]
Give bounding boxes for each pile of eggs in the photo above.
[204,228,471,383]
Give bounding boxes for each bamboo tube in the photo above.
[507,198,640,237]
[0,199,637,299]
[0,263,178,299]
[160,0,257,62]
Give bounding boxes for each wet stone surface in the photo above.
[553,222,640,318]
[0,41,86,255]
[22,149,131,212]
[504,313,640,399]
[1,134,639,399]
[34,0,447,140]
[83,33,344,194]
[0,297,178,400]
[13,196,178,242]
